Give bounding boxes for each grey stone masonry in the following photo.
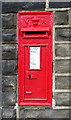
[1,1,71,119]
[2,13,17,29]
[2,44,17,60]
[69,9,71,27]
[2,29,16,43]
[55,43,71,57]
[55,59,70,73]
[19,108,69,118]
[3,107,16,118]
[2,60,17,75]
[54,11,68,25]
[2,2,45,13]
[55,28,70,41]
[2,76,17,92]
[55,76,70,89]
[54,92,70,106]
[2,92,16,106]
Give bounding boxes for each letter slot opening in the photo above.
[25,31,47,35]
[21,28,50,38]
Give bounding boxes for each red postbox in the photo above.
[18,11,53,106]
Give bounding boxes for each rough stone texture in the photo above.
[54,92,70,106]
[2,76,17,92]
[2,92,16,106]
[55,43,71,57]
[2,29,16,43]
[0,108,2,120]
[2,13,17,29]
[55,28,71,41]
[19,109,69,118]
[55,60,70,73]
[69,9,71,27]
[1,2,71,119]
[2,44,17,60]
[49,2,70,8]
[2,2,45,13]
[3,107,16,118]
[55,11,68,25]
[2,60,17,75]
[55,76,70,89]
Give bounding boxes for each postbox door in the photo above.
[23,45,49,101]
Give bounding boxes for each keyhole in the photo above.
[28,75,31,79]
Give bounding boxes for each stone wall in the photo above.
[1,2,71,119]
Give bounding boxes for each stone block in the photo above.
[2,44,17,60]
[19,108,69,118]
[55,76,70,89]
[2,13,17,29]
[0,108,2,119]
[55,11,68,25]
[69,9,71,27]
[3,107,16,118]
[2,29,16,44]
[55,28,71,41]
[54,92,70,106]
[2,60,17,75]
[49,2,70,8]
[2,92,16,106]
[55,43,71,57]
[2,76,17,92]
[55,60,71,73]
[2,2,45,13]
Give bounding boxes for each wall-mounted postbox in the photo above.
[18,12,53,106]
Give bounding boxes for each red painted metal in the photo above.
[18,11,53,106]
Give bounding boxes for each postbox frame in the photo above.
[18,11,53,106]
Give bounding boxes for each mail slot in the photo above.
[18,11,53,106]
[21,27,50,38]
